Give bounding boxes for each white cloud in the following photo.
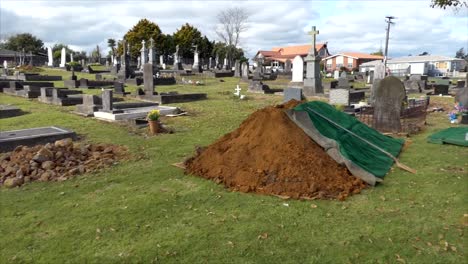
[0,0,466,59]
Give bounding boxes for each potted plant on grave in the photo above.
[147,109,161,135]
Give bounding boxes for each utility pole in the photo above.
[384,16,396,68]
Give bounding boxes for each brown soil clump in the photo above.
[185,102,366,200]
[0,138,128,188]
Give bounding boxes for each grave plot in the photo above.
[19,73,62,81]
[135,63,207,104]
[0,126,76,152]
[38,87,83,106]
[0,104,23,119]
[93,89,180,122]
[0,138,128,188]
[3,81,55,98]
[185,101,367,201]
[77,78,115,89]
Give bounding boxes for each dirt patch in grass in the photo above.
[185,100,366,200]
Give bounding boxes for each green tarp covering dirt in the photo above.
[427,127,468,147]
[293,101,405,179]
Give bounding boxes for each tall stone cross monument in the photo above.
[303,26,323,95]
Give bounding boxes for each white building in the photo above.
[359,60,384,73]
[386,55,466,76]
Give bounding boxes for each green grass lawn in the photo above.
[0,70,466,263]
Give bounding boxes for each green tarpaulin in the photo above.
[294,101,405,179]
[428,127,468,147]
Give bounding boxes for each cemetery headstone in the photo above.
[241,62,249,81]
[192,45,201,73]
[284,59,292,73]
[59,47,66,68]
[334,70,340,79]
[101,89,113,112]
[291,55,304,83]
[47,47,53,66]
[303,26,323,95]
[284,87,304,102]
[95,74,102,81]
[234,60,241,77]
[369,62,386,104]
[372,76,406,132]
[223,58,228,70]
[140,40,146,70]
[329,88,350,105]
[149,39,156,65]
[143,63,155,95]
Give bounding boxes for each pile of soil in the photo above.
[0,138,128,188]
[185,101,366,200]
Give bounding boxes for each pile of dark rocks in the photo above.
[0,138,128,188]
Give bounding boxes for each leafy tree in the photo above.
[74,51,87,63]
[173,23,203,59]
[2,33,45,54]
[107,38,116,57]
[118,19,162,58]
[455,47,468,60]
[198,36,214,59]
[211,42,246,62]
[418,51,429,56]
[52,44,72,62]
[370,48,383,56]
[159,34,175,56]
[431,0,467,9]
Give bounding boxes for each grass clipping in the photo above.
[185,101,366,200]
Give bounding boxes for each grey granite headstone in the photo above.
[241,62,249,81]
[114,81,126,95]
[101,89,113,112]
[284,59,292,73]
[95,74,102,81]
[455,86,468,108]
[143,63,154,95]
[283,87,304,103]
[234,60,241,77]
[337,77,350,89]
[329,88,350,105]
[372,76,406,132]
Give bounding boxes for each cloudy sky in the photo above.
[1,0,467,59]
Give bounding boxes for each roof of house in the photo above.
[387,55,465,63]
[271,44,326,56]
[323,52,384,60]
[359,60,384,67]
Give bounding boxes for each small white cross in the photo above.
[234,85,241,96]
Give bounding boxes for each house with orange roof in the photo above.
[322,52,384,72]
[253,43,330,68]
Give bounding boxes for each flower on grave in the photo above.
[147,110,160,121]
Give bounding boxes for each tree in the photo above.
[211,42,246,62]
[455,47,468,60]
[52,44,72,62]
[419,51,429,56]
[159,34,175,57]
[215,7,249,65]
[431,0,467,9]
[370,48,384,56]
[107,38,116,57]
[173,23,203,59]
[118,19,163,59]
[2,33,45,54]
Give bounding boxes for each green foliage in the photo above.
[431,0,468,8]
[52,44,74,62]
[370,49,384,56]
[159,34,175,56]
[173,23,203,58]
[2,33,45,54]
[212,42,246,62]
[107,38,116,56]
[120,18,162,58]
[455,47,468,60]
[146,110,160,121]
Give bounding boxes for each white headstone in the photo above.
[159,55,164,65]
[223,58,228,69]
[59,47,66,67]
[3,60,7,69]
[292,55,304,82]
[47,47,53,66]
[113,56,118,66]
[70,52,74,62]
[374,62,386,80]
[140,40,146,70]
[334,70,340,79]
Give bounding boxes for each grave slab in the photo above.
[0,126,76,152]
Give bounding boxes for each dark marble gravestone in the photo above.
[0,104,22,119]
[0,126,76,152]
